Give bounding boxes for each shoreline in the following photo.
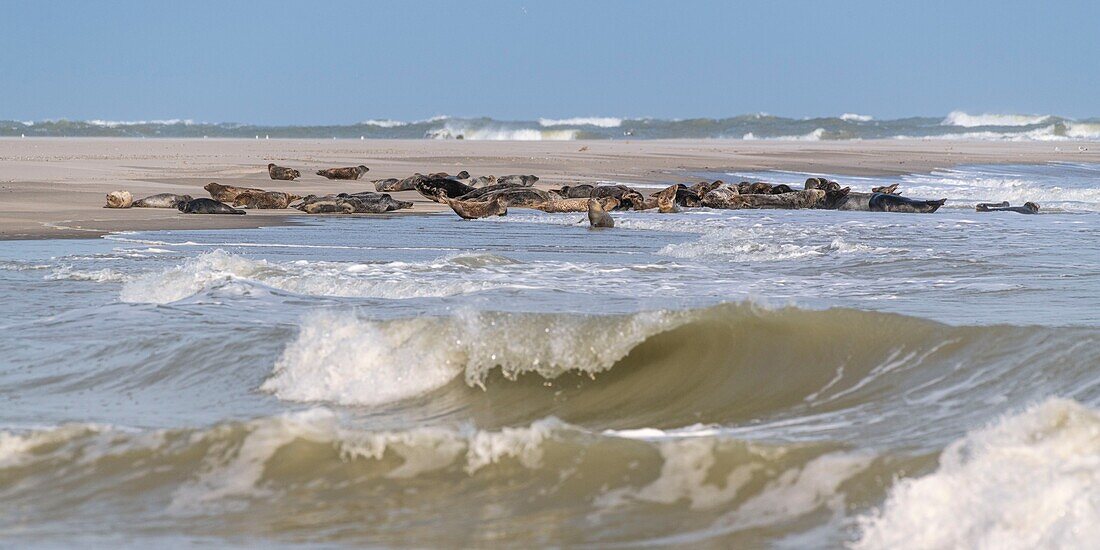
[2,138,1098,240]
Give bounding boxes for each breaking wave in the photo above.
[259,303,1100,440]
[537,117,623,127]
[941,110,1052,127]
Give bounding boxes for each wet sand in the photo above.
[2,138,1096,239]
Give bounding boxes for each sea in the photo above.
[1,162,1099,548]
[4,111,1100,141]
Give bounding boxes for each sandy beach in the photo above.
[2,138,1097,239]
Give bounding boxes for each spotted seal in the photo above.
[531,196,619,213]
[295,192,412,214]
[316,165,370,180]
[177,198,245,214]
[267,164,301,181]
[232,191,301,209]
[133,193,193,208]
[438,194,508,219]
[204,182,267,203]
[497,174,539,186]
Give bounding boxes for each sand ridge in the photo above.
[1,138,1096,239]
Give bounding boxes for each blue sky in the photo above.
[2,0,1097,124]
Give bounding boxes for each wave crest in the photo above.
[941,110,1052,127]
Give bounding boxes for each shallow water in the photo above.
[2,164,1099,548]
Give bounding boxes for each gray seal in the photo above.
[178,198,245,214]
[976,201,1039,214]
[587,198,614,228]
[133,193,193,208]
[868,193,946,213]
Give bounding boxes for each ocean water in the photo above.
[1,163,1099,548]
[5,111,1100,140]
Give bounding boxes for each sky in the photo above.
[2,0,1098,124]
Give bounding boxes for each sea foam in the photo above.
[854,398,1100,550]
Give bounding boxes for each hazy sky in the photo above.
[2,0,1097,124]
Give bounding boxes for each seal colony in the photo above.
[102,162,1043,224]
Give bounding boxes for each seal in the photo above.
[133,193,193,208]
[104,191,133,208]
[655,184,680,213]
[375,173,429,192]
[177,198,245,214]
[497,174,539,186]
[468,175,497,187]
[556,184,596,198]
[769,184,795,195]
[701,184,743,209]
[587,198,614,228]
[316,165,370,180]
[415,177,476,202]
[232,191,301,209]
[977,201,1039,214]
[204,182,267,203]
[738,189,825,209]
[738,182,774,195]
[690,180,724,197]
[804,178,842,192]
[438,194,507,219]
[868,193,946,213]
[267,163,301,181]
[531,196,619,213]
[871,184,901,195]
[295,192,412,214]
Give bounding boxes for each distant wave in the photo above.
[941,110,1052,127]
[538,117,623,128]
[360,119,407,128]
[840,113,874,122]
[86,119,197,127]
[5,113,1099,140]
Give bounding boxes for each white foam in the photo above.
[659,226,899,262]
[854,398,1100,550]
[170,410,567,513]
[1065,122,1100,139]
[427,122,578,141]
[742,128,825,141]
[264,308,682,406]
[46,267,129,283]
[261,310,465,406]
[840,113,873,122]
[941,111,1051,127]
[360,119,407,128]
[118,250,507,304]
[538,117,622,128]
[85,119,196,127]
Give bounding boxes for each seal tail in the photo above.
[928,198,947,213]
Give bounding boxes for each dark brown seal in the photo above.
[267,164,301,181]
